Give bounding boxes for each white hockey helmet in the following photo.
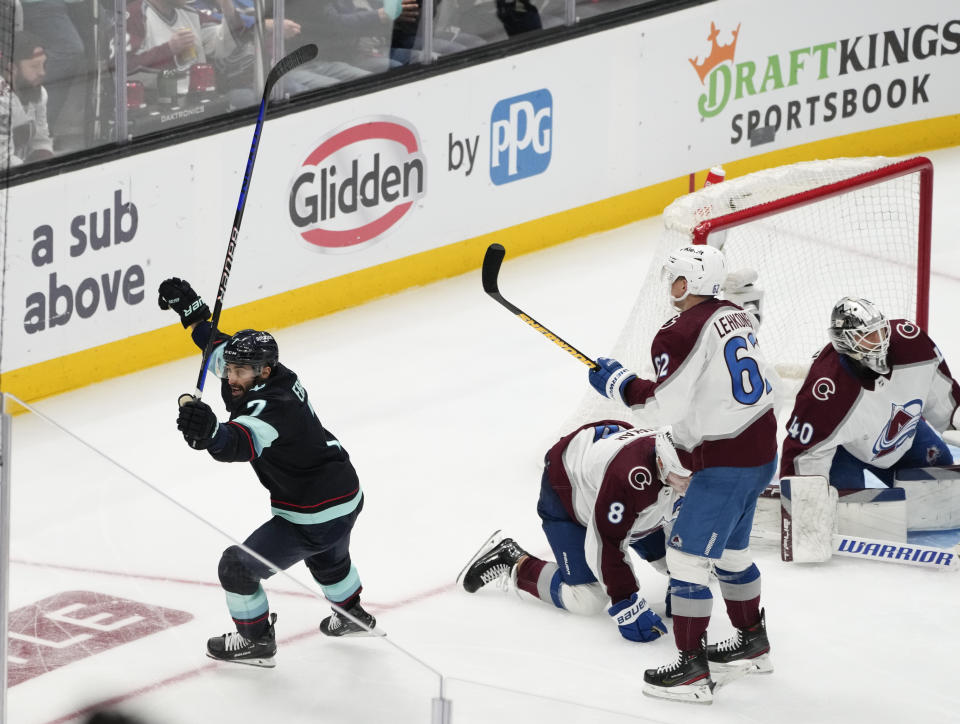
[662,245,726,307]
[653,428,692,485]
[827,296,891,374]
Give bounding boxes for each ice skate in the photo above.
[642,635,715,704]
[320,601,378,637]
[707,608,773,677]
[206,613,277,667]
[457,530,529,593]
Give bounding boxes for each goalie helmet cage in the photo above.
[566,155,932,427]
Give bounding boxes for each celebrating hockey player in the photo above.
[459,421,690,645]
[158,277,375,667]
[587,245,777,703]
[781,296,960,488]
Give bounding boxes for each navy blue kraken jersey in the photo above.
[192,322,361,524]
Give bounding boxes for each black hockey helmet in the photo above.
[827,296,890,374]
[223,329,279,371]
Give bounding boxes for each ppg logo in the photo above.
[490,89,552,185]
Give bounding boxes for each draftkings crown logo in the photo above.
[689,22,741,83]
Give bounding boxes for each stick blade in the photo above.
[266,43,319,91]
[482,243,506,295]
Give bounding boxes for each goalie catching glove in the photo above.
[158,277,211,328]
[722,269,763,326]
[589,357,637,403]
[608,592,667,643]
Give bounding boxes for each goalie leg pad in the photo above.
[780,476,837,563]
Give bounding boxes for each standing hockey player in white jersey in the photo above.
[587,245,778,703]
[781,296,960,487]
[459,422,690,644]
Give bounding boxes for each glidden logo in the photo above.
[289,116,426,251]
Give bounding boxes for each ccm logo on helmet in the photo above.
[289,117,427,251]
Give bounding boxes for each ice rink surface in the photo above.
[6,147,960,724]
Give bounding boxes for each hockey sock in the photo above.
[225,585,271,639]
[515,556,558,604]
[715,564,761,629]
[668,578,712,650]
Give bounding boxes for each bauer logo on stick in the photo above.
[289,116,427,252]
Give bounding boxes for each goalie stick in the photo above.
[481,243,598,369]
[182,43,319,407]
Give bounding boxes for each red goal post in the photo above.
[687,156,931,331]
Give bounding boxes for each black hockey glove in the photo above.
[158,277,211,328]
[177,399,219,450]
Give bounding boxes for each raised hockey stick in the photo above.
[482,243,598,369]
[184,44,319,405]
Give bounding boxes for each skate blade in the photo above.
[642,680,714,705]
[455,529,503,587]
[710,653,774,683]
[206,652,276,668]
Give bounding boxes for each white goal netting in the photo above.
[568,156,932,429]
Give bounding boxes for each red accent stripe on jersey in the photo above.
[271,487,361,509]
[227,421,256,461]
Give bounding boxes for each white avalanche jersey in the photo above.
[621,299,779,471]
[781,320,960,479]
[545,422,681,603]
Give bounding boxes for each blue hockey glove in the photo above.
[589,357,637,403]
[608,592,667,643]
[177,399,220,450]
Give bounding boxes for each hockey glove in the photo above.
[589,357,636,403]
[722,269,764,326]
[177,399,220,450]
[608,592,667,643]
[158,277,211,328]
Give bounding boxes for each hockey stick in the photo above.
[183,43,319,405]
[482,243,598,369]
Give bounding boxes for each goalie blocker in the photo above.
[779,476,958,571]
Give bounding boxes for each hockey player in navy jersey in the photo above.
[781,296,960,488]
[158,277,374,667]
[459,423,690,645]
[587,245,778,703]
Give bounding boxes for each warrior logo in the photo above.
[628,465,653,491]
[812,377,836,401]
[872,398,923,459]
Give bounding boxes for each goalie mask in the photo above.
[828,296,890,374]
[662,245,726,309]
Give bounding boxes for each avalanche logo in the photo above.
[872,399,923,459]
[288,116,426,252]
[628,465,653,491]
[812,377,836,401]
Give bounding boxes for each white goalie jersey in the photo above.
[781,320,960,479]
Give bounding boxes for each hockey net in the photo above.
[566,155,932,429]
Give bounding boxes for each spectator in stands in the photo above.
[268,0,374,87]
[309,0,420,74]
[19,0,86,148]
[126,0,256,108]
[389,0,484,65]
[189,0,353,100]
[0,30,55,168]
